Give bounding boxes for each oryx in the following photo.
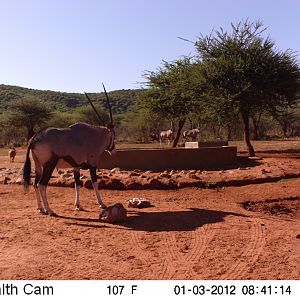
[159,129,174,145]
[23,84,115,216]
[183,128,200,141]
[8,147,16,163]
[291,125,300,137]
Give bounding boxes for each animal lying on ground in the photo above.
[23,86,115,216]
[8,147,16,163]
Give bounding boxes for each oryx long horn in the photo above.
[84,92,105,125]
[102,83,113,126]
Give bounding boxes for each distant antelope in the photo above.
[23,84,115,216]
[159,129,174,145]
[183,128,200,141]
[291,125,300,137]
[8,147,16,163]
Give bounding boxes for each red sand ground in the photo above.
[0,149,299,280]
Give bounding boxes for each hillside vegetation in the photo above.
[0,84,140,114]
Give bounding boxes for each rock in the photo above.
[106,178,126,190]
[98,179,107,188]
[123,178,143,189]
[62,173,72,178]
[111,167,121,173]
[129,172,140,177]
[159,172,171,178]
[189,174,200,179]
[0,176,11,184]
[144,178,166,189]
[84,180,93,189]
[99,203,127,223]
[15,177,22,184]
[127,198,151,208]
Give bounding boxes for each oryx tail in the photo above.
[23,141,32,191]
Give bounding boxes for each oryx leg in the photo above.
[34,168,45,213]
[73,168,83,211]
[90,167,106,209]
[38,157,58,216]
[32,155,45,214]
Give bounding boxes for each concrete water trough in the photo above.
[57,145,237,171]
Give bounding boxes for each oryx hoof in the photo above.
[75,205,84,211]
[46,210,57,217]
[37,208,47,215]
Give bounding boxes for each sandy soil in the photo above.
[0,150,300,280]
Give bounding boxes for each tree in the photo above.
[5,96,53,142]
[144,57,204,147]
[74,104,109,126]
[196,20,300,156]
[269,106,299,137]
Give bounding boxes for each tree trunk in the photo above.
[252,117,259,140]
[282,120,288,138]
[241,111,255,157]
[172,118,186,147]
[227,124,232,141]
[27,127,35,144]
[251,112,262,140]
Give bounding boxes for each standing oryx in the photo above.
[8,147,16,163]
[23,84,115,216]
[183,128,200,141]
[159,129,174,145]
[291,125,300,137]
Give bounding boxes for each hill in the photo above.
[0,84,141,114]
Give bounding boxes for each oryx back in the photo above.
[31,122,110,168]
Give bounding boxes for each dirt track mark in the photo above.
[159,225,216,279]
[128,224,216,280]
[220,218,266,280]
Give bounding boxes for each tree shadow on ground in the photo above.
[239,149,300,159]
[59,208,246,232]
[121,208,246,232]
[236,156,263,168]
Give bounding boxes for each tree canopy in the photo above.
[195,20,300,156]
[144,57,206,146]
[5,96,53,142]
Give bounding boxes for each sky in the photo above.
[0,0,299,93]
